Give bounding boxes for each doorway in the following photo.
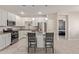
[57,15,68,40]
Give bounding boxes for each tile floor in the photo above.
[54,40,79,54]
[0,38,28,54]
[1,36,79,54]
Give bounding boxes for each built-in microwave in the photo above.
[7,20,16,26]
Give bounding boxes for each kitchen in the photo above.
[0,5,55,54]
[1,5,79,54]
[0,0,77,59]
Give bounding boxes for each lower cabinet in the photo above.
[0,35,5,50]
[0,33,11,50]
[5,33,11,47]
[19,30,27,40]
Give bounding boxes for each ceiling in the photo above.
[0,5,79,17]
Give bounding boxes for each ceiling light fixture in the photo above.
[32,18,35,21]
[45,18,48,20]
[38,11,42,15]
[20,11,24,15]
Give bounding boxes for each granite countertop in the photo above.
[0,32,11,35]
[18,29,32,31]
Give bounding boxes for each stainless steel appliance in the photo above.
[7,20,16,26]
[3,28,18,45]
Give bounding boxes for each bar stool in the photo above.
[45,33,54,53]
[28,33,37,54]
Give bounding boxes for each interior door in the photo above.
[57,15,68,40]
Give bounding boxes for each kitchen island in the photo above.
[28,32,54,53]
[36,32,45,48]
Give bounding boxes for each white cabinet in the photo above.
[19,30,27,40]
[19,30,32,40]
[11,14,16,21]
[0,9,2,26]
[0,9,6,26]
[32,21,38,26]
[8,12,16,21]
[0,9,7,26]
[0,35,5,50]
[8,12,11,20]
[0,9,16,26]
[5,33,11,46]
[0,33,11,50]
[2,10,7,26]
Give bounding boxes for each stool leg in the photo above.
[28,47,29,53]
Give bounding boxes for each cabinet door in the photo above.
[0,34,11,50]
[8,12,16,21]
[8,12,12,21]
[12,14,16,21]
[0,9,2,26]
[0,35,5,50]
[5,33,11,47]
[0,35,3,50]
[2,10,7,26]
[19,31,23,39]
[32,21,38,26]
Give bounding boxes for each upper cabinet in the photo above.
[8,12,16,21]
[1,10,8,26]
[0,9,7,26]
[0,9,16,26]
[7,12,16,26]
[0,9,2,26]
[0,9,21,26]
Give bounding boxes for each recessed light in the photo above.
[20,11,24,15]
[32,18,35,21]
[45,18,48,20]
[38,12,42,15]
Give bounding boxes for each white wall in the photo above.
[57,12,79,40]
[47,14,57,41]
[47,14,57,33]
[68,12,79,40]
[54,40,79,53]
[16,16,24,26]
